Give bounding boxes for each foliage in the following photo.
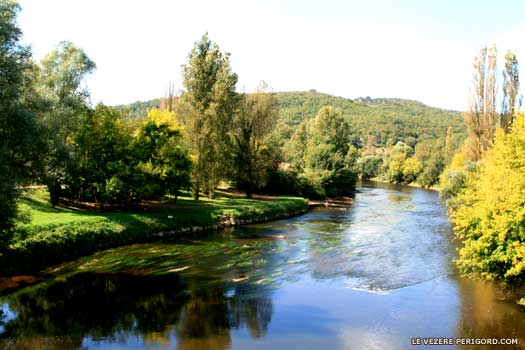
[66,107,192,207]
[439,147,478,208]
[276,92,465,146]
[178,33,239,200]
[296,106,358,197]
[72,105,131,207]
[356,155,383,179]
[416,155,443,188]
[402,158,423,184]
[381,142,413,183]
[232,88,279,198]
[122,91,466,150]
[451,114,525,282]
[37,41,96,206]
[133,109,192,201]
[414,139,444,188]
[0,0,40,243]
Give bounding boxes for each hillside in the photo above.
[116,91,466,146]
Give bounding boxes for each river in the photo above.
[1,181,524,349]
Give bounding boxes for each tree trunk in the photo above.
[193,180,200,201]
[246,161,253,199]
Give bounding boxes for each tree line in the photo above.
[0,1,359,248]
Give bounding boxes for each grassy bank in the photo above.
[0,190,308,275]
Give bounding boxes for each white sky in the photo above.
[17,0,525,111]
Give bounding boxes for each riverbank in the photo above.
[367,177,441,191]
[0,189,308,275]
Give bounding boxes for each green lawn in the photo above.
[1,189,308,275]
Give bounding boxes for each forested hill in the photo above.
[275,92,465,146]
[116,91,465,146]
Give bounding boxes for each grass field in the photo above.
[1,189,308,275]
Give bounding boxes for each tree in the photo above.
[364,134,377,155]
[501,51,521,132]
[160,81,176,112]
[74,105,130,209]
[284,121,308,168]
[0,0,40,243]
[452,113,525,282]
[412,139,444,187]
[38,41,96,206]
[402,158,423,183]
[178,34,239,200]
[232,86,279,198]
[133,109,191,202]
[356,155,383,179]
[464,45,498,161]
[444,126,454,164]
[382,141,413,183]
[302,107,358,197]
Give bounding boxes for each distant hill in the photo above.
[116,91,466,146]
[274,91,465,146]
[117,98,161,119]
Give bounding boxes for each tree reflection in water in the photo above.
[0,272,273,350]
[454,276,525,348]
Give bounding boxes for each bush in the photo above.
[323,168,358,197]
[262,165,325,199]
[356,155,383,179]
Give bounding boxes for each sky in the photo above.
[17,0,525,111]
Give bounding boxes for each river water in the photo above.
[1,181,524,349]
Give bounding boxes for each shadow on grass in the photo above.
[18,196,72,214]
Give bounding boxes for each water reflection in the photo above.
[0,273,274,350]
[1,181,524,349]
[454,277,525,348]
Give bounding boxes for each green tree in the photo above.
[402,158,423,183]
[283,121,308,168]
[444,126,454,164]
[178,33,239,200]
[356,155,383,179]
[133,109,191,202]
[0,0,40,243]
[302,107,358,197]
[413,139,444,187]
[74,105,130,209]
[232,87,279,198]
[38,41,96,206]
[382,141,413,183]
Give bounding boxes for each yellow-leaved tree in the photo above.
[452,113,525,282]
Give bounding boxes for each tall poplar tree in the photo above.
[178,34,238,200]
[464,45,499,161]
[501,50,521,131]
